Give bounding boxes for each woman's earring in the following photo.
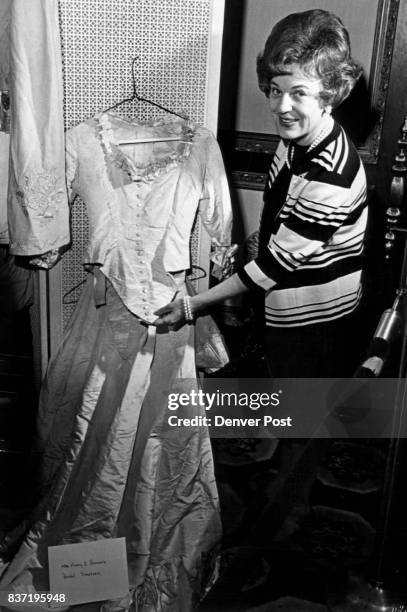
[323,106,332,116]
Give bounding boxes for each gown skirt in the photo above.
[0,273,221,611]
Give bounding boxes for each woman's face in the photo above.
[268,64,329,146]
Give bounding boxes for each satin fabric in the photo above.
[64,112,232,322]
[0,276,221,611]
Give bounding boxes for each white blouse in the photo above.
[65,112,233,323]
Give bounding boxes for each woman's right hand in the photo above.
[153,299,186,329]
[153,272,249,329]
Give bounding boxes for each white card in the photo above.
[48,537,129,607]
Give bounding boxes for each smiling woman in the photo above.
[154,8,369,378]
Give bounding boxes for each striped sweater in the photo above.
[238,119,368,327]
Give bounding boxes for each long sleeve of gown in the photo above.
[7,0,70,256]
[198,131,232,248]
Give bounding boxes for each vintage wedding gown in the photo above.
[0,111,232,611]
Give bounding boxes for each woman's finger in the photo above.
[154,304,173,316]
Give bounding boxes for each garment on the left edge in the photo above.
[0,0,10,245]
[7,0,69,256]
[0,132,9,243]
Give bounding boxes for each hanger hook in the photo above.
[103,56,188,120]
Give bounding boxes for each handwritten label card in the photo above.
[48,537,129,607]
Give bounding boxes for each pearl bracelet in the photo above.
[183,295,194,322]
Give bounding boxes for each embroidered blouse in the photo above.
[65,112,232,323]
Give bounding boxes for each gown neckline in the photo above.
[94,111,197,184]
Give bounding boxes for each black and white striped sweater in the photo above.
[238,119,368,327]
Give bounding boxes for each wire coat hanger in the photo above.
[104,58,188,145]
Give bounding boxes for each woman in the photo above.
[155,9,368,378]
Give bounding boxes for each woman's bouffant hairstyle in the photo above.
[257,9,363,108]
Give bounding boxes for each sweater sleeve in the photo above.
[238,169,365,292]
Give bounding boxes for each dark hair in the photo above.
[257,9,363,108]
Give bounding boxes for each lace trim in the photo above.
[95,112,197,184]
[29,248,61,269]
[15,169,65,220]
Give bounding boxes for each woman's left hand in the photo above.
[153,299,186,328]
